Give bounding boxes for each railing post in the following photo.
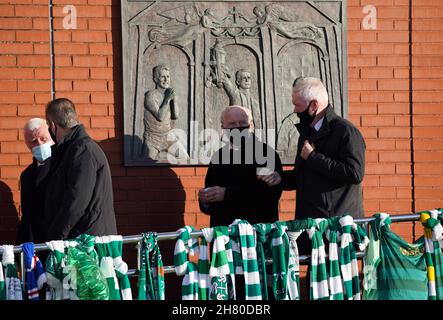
[20,248,25,291]
[136,239,141,273]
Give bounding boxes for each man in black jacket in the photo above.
[260,77,366,251]
[44,98,117,241]
[16,118,54,245]
[198,105,282,227]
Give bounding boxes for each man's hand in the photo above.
[198,186,226,203]
[165,88,175,101]
[258,171,282,187]
[301,140,314,160]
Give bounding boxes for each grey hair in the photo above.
[24,118,46,132]
[292,77,329,107]
[220,105,253,126]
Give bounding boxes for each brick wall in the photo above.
[412,1,443,215]
[348,0,414,240]
[1,0,442,246]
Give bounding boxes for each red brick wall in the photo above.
[348,0,413,240]
[1,0,442,246]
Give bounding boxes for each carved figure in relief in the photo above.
[149,6,223,47]
[253,4,323,40]
[221,69,262,131]
[142,65,188,160]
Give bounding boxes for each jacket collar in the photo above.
[34,157,50,186]
[296,105,337,143]
[57,124,87,146]
[52,124,88,159]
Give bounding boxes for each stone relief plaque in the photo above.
[121,0,348,166]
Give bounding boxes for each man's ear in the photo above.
[249,121,254,131]
[309,99,319,113]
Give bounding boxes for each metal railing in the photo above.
[0,212,421,283]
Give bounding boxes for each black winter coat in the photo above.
[200,136,283,227]
[15,158,51,245]
[44,124,117,241]
[281,106,366,219]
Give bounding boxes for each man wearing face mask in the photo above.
[198,105,282,227]
[44,98,117,241]
[260,77,366,241]
[16,118,54,245]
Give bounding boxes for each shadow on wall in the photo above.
[0,180,19,244]
[98,134,186,300]
[107,1,187,299]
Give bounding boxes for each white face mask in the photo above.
[31,141,53,162]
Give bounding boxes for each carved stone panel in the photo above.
[121,0,348,166]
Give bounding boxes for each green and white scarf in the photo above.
[95,235,132,300]
[420,209,443,300]
[202,226,236,300]
[45,240,65,300]
[270,221,289,300]
[352,222,370,253]
[253,223,273,300]
[111,236,132,300]
[339,215,365,300]
[229,219,261,300]
[174,226,200,300]
[1,245,23,300]
[95,236,120,300]
[285,219,310,300]
[325,217,344,300]
[198,237,210,300]
[138,232,165,300]
[307,218,329,300]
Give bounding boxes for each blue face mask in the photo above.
[32,142,52,162]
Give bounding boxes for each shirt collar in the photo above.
[313,117,324,131]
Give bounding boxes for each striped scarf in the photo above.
[420,209,443,300]
[325,217,344,300]
[45,240,65,300]
[174,226,200,300]
[286,230,303,300]
[1,245,23,300]
[339,215,365,300]
[352,222,370,253]
[22,242,47,300]
[202,226,236,300]
[95,235,132,300]
[284,219,311,300]
[326,216,369,300]
[138,232,165,300]
[110,236,132,300]
[229,219,261,300]
[198,237,210,300]
[253,223,273,300]
[270,221,289,300]
[307,218,329,300]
